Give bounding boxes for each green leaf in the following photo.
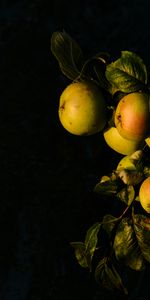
[102,214,118,238]
[113,217,145,271]
[70,223,101,271]
[117,185,135,206]
[84,222,101,270]
[94,178,118,196]
[51,31,84,80]
[133,214,150,263]
[105,51,148,95]
[95,257,128,294]
[70,242,88,268]
[135,196,140,202]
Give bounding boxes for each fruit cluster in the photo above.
[59,83,150,156]
[103,92,150,155]
[51,32,150,214]
[51,31,150,295]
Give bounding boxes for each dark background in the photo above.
[0,0,150,299]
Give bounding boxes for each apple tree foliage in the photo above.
[51,31,150,295]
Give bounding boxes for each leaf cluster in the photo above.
[51,31,150,103]
[70,209,150,295]
[70,150,150,294]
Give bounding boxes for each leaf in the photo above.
[117,169,143,185]
[105,51,148,95]
[94,178,118,196]
[113,217,145,271]
[95,257,128,294]
[70,223,101,271]
[100,175,110,183]
[117,185,135,206]
[143,165,150,177]
[135,196,140,202]
[130,149,143,160]
[84,222,101,270]
[133,214,150,263]
[102,214,118,238]
[51,31,84,80]
[70,242,88,268]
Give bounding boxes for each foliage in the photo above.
[51,31,150,295]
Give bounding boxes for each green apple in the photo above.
[117,156,137,171]
[117,150,143,171]
[115,92,150,142]
[58,81,107,136]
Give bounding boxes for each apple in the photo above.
[117,156,137,171]
[58,81,107,136]
[116,150,143,171]
[116,150,143,185]
[103,126,142,155]
[115,92,150,142]
[139,177,150,213]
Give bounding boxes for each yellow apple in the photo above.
[139,177,150,213]
[116,156,137,171]
[103,126,142,155]
[115,92,150,142]
[58,81,107,135]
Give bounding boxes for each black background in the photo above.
[0,0,150,299]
